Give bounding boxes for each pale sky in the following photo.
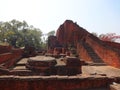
[0,0,120,35]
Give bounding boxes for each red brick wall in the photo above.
[3,49,23,68]
[77,42,92,62]
[86,35,120,68]
[0,45,12,54]
[55,20,120,68]
[0,53,13,64]
[104,41,120,50]
[0,47,23,68]
[56,20,89,46]
[0,76,108,90]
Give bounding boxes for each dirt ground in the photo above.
[82,65,120,77]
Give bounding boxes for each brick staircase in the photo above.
[82,42,106,65]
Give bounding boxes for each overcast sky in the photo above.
[0,0,120,35]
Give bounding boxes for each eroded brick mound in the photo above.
[23,46,37,57]
[86,34,120,68]
[64,57,81,66]
[3,48,23,68]
[56,20,89,46]
[48,36,59,49]
[0,45,23,69]
[26,56,82,75]
[55,20,120,68]
[27,56,56,67]
[26,56,57,75]
[63,57,82,75]
[104,41,120,50]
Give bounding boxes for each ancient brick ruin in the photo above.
[0,20,120,90]
[48,20,120,68]
[0,45,23,69]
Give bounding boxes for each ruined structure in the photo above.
[48,20,120,68]
[26,56,82,75]
[0,45,23,69]
[1,20,120,90]
[0,45,82,76]
[56,20,89,47]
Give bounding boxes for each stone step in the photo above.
[83,42,104,63]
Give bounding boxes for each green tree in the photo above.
[47,30,55,36]
[0,19,43,49]
[42,30,56,49]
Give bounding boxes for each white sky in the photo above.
[0,0,120,35]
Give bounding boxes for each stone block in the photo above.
[64,57,81,66]
[56,65,67,75]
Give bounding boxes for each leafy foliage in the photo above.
[0,19,42,49]
[47,30,55,36]
[99,33,120,42]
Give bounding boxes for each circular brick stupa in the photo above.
[26,56,57,73]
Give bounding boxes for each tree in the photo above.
[99,33,120,42]
[0,19,43,49]
[47,30,55,36]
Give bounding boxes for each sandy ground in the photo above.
[82,65,120,77]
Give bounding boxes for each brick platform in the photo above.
[0,74,109,90]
